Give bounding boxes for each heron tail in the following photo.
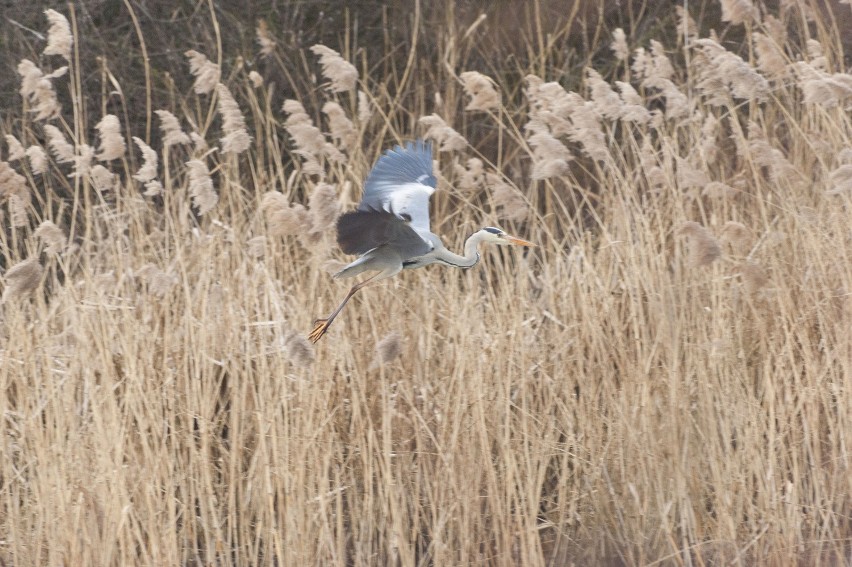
[333,253,376,279]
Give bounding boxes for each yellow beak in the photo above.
[506,235,535,247]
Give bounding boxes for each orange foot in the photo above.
[308,319,331,343]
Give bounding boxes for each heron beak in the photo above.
[506,235,535,247]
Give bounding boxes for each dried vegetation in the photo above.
[1,1,851,564]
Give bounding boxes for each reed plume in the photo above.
[95,115,126,162]
[216,83,252,154]
[185,159,218,215]
[155,110,191,147]
[2,258,43,302]
[43,9,73,61]
[679,221,721,267]
[310,44,358,92]
[185,50,220,95]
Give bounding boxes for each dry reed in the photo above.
[1,2,850,565]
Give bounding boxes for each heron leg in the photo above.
[308,274,378,343]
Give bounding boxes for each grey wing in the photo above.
[337,209,432,259]
[358,140,437,233]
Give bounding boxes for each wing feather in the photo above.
[358,140,436,232]
[336,209,432,258]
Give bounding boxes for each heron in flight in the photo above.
[308,140,533,343]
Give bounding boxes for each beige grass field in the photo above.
[1,1,851,564]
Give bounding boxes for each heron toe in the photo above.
[308,319,330,343]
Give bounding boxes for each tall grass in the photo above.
[1,1,851,564]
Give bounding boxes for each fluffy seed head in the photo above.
[611,28,628,61]
[371,331,403,369]
[0,161,29,203]
[155,110,191,147]
[262,192,309,237]
[586,68,623,120]
[460,71,501,111]
[26,146,48,174]
[246,236,266,258]
[216,83,252,154]
[89,164,116,193]
[138,265,177,297]
[457,158,484,193]
[256,20,276,57]
[679,221,721,267]
[310,44,358,92]
[190,132,207,152]
[676,6,698,40]
[489,172,529,222]
[17,60,65,121]
[308,183,340,233]
[753,33,788,79]
[738,261,768,295]
[744,122,796,183]
[676,158,710,189]
[720,221,752,255]
[322,102,356,150]
[34,220,66,254]
[632,47,651,81]
[827,164,852,195]
[5,136,25,162]
[649,41,675,81]
[568,102,610,161]
[43,124,74,163]
[642,77,691,120]
[806,39,827,70]
[527,131,572,179]
[794,65,852,109]
[185,50,221,95]
[283,100,327,158]
[69,144,95,179]
[43,9,73,61]
[357,91,373,124]
[419,114,467,152]
[284,329,314,367]
[3,258,43,302]
[143,180,164,197]
[8,194,29,228]
[293,151,324,177]
[763,14,787,44]
[185,159,218,215]
[702,181,737,200]
[720,0,758,25]
[694,38,770,102]
[615,82,651,124]
[95,115,126,162]
[525,76,584,138]
[132,137,158,183]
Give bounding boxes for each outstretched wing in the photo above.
[337,209,432,258]
[358,140,437,233]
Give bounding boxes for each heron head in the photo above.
[480,226,534,247]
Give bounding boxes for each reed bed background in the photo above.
[1,1,850,564]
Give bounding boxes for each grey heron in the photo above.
[308,140,533,343]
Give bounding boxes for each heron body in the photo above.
[309,140,533,343]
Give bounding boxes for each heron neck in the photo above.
[464,232,487,263]
[444,232,484,268]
